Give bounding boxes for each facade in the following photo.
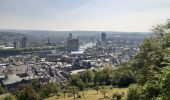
[46,54,63,62]
[67,33,79,53]
[69,33,73,39]
[101,32,106,42]
[13,39,19,49]
[46,38,52,46]
[21,37,28,48]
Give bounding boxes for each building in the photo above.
[46,54,63,62]
[21,37,28,48]
[69,33,72,39]
[13,39,19,49]
[67,33,79,53]
[101,32,106,42]
[46,38,52,46]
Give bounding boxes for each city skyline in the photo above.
[0,0,170,32]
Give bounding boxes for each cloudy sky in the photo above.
[0,0,170,32]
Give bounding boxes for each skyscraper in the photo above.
[13,39,19,49]
[21,37,28,48]
[46,38,52,46]
[67,33,79,53]
[101,32,106,42]
[69,33,73,39]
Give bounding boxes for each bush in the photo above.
[77,93,81,98]
[127,84,143,100]
[162,71,170,100]
[112,92,122,100]
[17,86,40,100]
[0,84,5,94]
[39,83,60,98]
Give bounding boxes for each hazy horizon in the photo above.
[0,0,170,32]
[0,29,149,33]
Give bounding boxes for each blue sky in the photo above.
[0,0,170,32]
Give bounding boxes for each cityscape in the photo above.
[0,32,144,86]
[0,0,170,100]
[0,31,146,99]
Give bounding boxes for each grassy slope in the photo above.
[45,88,128,100]
[0,93,11,100]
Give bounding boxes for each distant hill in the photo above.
[0,32,27,42]
[0,30,150,39]
[0,32,24,37]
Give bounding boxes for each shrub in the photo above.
[127,84,143,100]
[77,93,81,98]
[112,92,122,100]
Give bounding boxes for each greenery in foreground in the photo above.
[127,19,170,100]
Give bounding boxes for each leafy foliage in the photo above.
[128,19,170,100]
[16,86,40,100]
[69,66,135,92]
[39,83,61,99]
[0,84,5,94]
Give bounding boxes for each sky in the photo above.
[0,0,170,32]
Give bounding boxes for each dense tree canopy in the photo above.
[128,19,170,100]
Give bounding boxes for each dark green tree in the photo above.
[69,74,85,90]
[128,19,170,100]
[17,86,39,100]
[0,84,5,94]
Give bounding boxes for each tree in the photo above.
[69,86,79,100]
[39,84,51,98]
[161,67,170,100]
[69,74,85,90]
[85,70,95,83]
[62,82,69,99]
[53,83,61,96]
[128,19,170,100]
[94,70,105,85]
[117,67,135,87]
[95,82,100,94]
[17,86,39,100]
[127,84,143,100]
[100,86,108,98]
[63,88,67,99]
[0,84,5,94]
[152,19,170,37]
[31,79,40,91]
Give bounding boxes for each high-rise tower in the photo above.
[21,37,28,48]
[67,33,79,53]
[101,32,106,42]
